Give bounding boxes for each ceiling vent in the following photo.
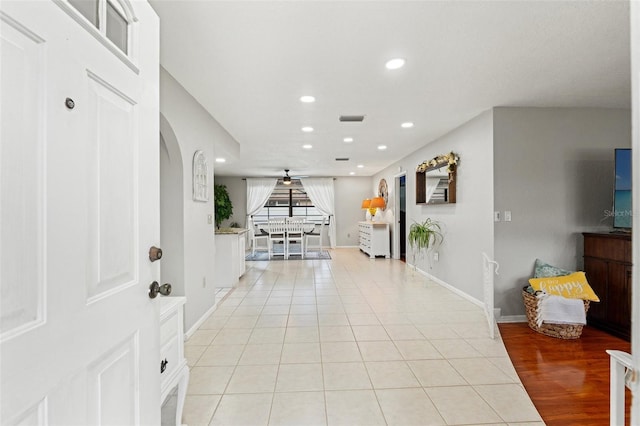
[339,115,365,122]
[335,158,350,162]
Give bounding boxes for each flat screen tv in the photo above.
[613,148,632,229]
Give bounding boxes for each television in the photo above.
[613,148,632,229]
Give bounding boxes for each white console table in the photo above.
[160,297,189,426]
[358,221,390,258]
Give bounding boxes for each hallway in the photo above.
[181,248,542,425]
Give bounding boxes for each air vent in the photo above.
[335,158,350,161]
[339,115,365,122]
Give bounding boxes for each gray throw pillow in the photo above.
[533,258,574,278]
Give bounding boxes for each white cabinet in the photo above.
[160,297,188,426]
[358,221,390,258]
[215,229,248,288]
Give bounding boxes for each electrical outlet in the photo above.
[433,252,439,261]
[504,211,512,222]
[494,211,501,222]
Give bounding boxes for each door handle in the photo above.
[148,281,172,298]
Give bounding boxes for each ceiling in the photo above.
[149,1,630,178]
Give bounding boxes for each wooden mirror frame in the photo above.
[416,161,457,205]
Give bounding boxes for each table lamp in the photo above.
[369,197,386,220]
[361,199,371,220]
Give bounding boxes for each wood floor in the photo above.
[499,323,631,426]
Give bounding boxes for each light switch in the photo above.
[207,214,213,224]
[494,211,501,222]
[504,211,512,222]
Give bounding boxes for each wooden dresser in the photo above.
[582,232,632,341]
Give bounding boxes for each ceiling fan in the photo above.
[282,169,292,185]
[281,169,308,185]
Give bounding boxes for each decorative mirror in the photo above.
[416,152,459,205]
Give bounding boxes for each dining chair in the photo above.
[286,217,305,259]
[251,220,269,256]
[304,216,327,256]
[267,218,287,259]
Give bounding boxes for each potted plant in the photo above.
[408,218,443,267]
[214,184,233,229]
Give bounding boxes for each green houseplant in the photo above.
[214,184,233,229]
[408,218,443,266]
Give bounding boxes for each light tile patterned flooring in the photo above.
[182,248,543,426]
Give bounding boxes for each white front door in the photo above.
[1,1,161,424]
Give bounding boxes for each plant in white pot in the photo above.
[408,218,443,268]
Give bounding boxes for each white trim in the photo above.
[412,265,484,308]
[184,301,218,340]
[52,0,139,74]
[497,315,527,323]
[393,172,407,260]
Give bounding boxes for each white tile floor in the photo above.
[181,248,544,426]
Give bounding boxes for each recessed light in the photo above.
[302,126,314,133]
[357,164,364,168]
[401,122,414,128]
[378,145,387,150]
[300,95,315,103]
[385,58,405,70]
[349,171,356,175]
[343,137,354,143]
[302,144,312,149]
[215,158,226,163]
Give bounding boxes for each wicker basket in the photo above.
[522,287,590,339]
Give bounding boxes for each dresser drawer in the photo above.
[160,309,179,347]
[160,336,179,381]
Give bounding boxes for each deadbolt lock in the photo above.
[149,246,163,262]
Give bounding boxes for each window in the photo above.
[253,180,324,223]
[67,0,131,55]
[106,1,128,54]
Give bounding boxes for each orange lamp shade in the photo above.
[369,197,386,209]
[361,199,371,209]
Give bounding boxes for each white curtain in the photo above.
[246,178,277,238]
[300,178,336,248]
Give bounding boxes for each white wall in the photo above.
[630,1,639,419]
[334,177,371,246]
[493,107,631,316]
[160,67,240,331]
[374,110,495,303]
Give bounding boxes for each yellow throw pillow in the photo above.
[529,271,600,302]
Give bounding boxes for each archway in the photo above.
[159,113,185,296]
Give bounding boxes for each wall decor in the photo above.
[192,150,209,202]
[377,178,388,210]
[416,152,459,204]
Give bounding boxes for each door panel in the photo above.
[0,10,46,340]
[1,1,160,424]
[86,72,137,301]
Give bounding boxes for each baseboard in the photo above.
[497,315,527,323]
[185,301,218,340]
[412,265,484,308]
[185,287,237,339]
